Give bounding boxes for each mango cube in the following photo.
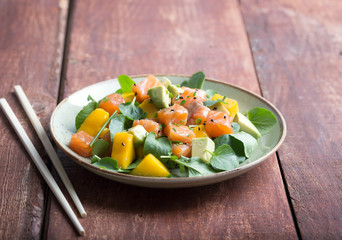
[111,132,135,169]
[131,154,170,177]
[77,108,109,137]
[192,125,208,138]
[138,99,159,119]
[211,93,239,118]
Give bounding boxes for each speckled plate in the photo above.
[50,75,286,188]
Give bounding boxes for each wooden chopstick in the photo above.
[14,85,87,218]
[0,98,85,236]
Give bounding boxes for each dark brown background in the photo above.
[0,0,341,239]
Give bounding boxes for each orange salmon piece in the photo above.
[98,93,125,115]
[132,75,162,103]
[164,124,195,143]
[204,111,233,137]
[157,104,188,126]
[173,87,206,107]
[186,101,210,125]
[133,119,162,137]
[172,143,192,158]
[68,131,94,157]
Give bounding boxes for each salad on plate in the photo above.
[68,72,277,178]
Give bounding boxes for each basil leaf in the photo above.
[75,102,97,130]
[91,139,110,157]
[109,115,132,141]
[210,145,239,171]
[173,156,216,177]
[205,89,218,99]
[180,71,205,89]
[119,98,146,120]
[248,107,277,135]
[118,75,135,93]
[143,132,172,162]
[231,122,240,133]
[93,157,130,173]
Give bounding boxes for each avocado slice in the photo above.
[128,125,148,147]
[167,84,184,98]
[210,102,230,117]
[161,77,172,88]
[234,112,261,139]
[147,85,171,109]
[192,137,215,164]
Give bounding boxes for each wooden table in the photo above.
[1,0,341,239]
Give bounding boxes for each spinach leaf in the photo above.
[143,132,172,162]
[91,155,101,164]
[126,158,143,170]
[230,132,258,158]
[118,75,135,93]
[205,89,218,99]
[210,145,239,171]
[248,107,277,135]
[93,157,130,173]
[75,101,97,130]
[91,139,110,157]
[119,97,146,120]
[180,71,205,89]
[214,134,245,163]
[87,95,99,105]
[173,156,216,177]
[109,114,132,141]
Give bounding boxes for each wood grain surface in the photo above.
[45,0,296,239]
[241,0,342,238]
[0,0,68,239]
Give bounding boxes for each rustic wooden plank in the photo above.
[47,0,297,238]
[0,0,69,239]
[240,0,342,238]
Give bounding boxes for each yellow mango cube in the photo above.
[122,92,135,102]
[77,108,109,137]
[193,125,208,138]
[211,93,239,118]
[131,154,170,177]
[111,132,135,169]
[99,127,109,138]
[138,99,159,119]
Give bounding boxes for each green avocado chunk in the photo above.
[128,125,148,147]
[192,137,215,164]
[234,112,261,139]
[167,84,184,98]
[147,85,171,109]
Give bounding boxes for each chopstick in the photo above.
[14,85,87,218]
[0,98,85,236]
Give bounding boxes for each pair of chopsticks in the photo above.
[0,86,86,236]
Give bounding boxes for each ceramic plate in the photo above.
[50,75,286,188]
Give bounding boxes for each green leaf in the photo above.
[180,71,206,89]
[93,157,130,173]
[75,101,97,130]
[230,132,258,158]
[119,97,146,120]
[205,89,218,99]
[210,145,239,171]
[87,95,98,105]
[115,89,123,94]
[143,132,172,162]
[231,122,240,133]
[248,107,277,135]
[126,158,143,170]
[91,139,110,157]
[91,155,101,164]
[214,134,245,163]
[108,114,133,141]
[173,156,216,177]
[118,75,135,93]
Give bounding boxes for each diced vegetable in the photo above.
[138,99,159,119]
[211,93,239,118]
